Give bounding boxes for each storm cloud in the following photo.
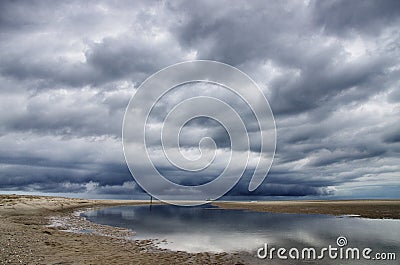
[0,0,399,199]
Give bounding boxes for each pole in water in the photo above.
[149,195,153,211]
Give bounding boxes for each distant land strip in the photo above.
[213,200,400,219]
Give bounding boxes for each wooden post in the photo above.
[149,195,153,211]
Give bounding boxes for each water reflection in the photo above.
[82,205,399,260]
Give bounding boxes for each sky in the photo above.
[0,0,399,200]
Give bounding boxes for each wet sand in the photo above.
[213,200,400,219]
[0,195,242,265]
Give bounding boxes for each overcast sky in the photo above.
[0,0,399,200]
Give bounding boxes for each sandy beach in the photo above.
[0,195,242,265]
[1,195,399,264]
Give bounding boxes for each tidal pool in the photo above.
[82,204,399,263]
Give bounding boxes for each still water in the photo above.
[82,205,399,262]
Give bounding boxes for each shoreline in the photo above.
[0,195,242,264]
[1,195,399,264]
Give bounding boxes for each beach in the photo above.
[1,195,399,264]
[0,195,242,265]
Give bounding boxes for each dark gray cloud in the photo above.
[313,0,400,36]
[383,129,400,143]
[0,0,399,199]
